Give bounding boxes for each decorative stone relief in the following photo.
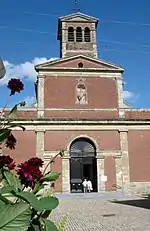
[76,79,88,104]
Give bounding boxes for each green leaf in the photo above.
[33,182,44,195]
[30,223,40,231]
[15,192,59,212]
[0,202,31,231]
[7,101,26,119]
[4,171,21,191]
[0,198,5,205]
[15,191,40,211]
[0,186,14,195]
[41,172,61,183]
[0,129,11,143]
[0,129,10,135]
[41,211,51,219]
[38,197,59,211]
[0,194,9,206]
[7,105,17,118]
[43,219,58,231]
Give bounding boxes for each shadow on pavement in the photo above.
[111,194,150,210]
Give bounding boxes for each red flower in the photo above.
[7,78,24,95]
[6,133,17,150]
[8,161,16,170]
[17,157,43,188]
[28,157,43,167]
[0,155,15,170]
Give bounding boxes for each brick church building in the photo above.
[5,12,150,194]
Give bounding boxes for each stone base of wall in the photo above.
[123,182,150,195]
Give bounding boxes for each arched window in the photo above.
[68,27,74,42]
[76,27,82,42]
[70,137,96,158]
[84,27,91,42]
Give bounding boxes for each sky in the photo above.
[0,0,150,108]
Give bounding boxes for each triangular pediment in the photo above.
[59,12,98,23]
[35,55,124,72]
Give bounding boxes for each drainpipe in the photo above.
[0,58,6,79]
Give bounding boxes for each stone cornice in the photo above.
[0,108,37,111]
[37,67,123,73]
[45,108,118,111]
[125,108,150,112]
[2,118,150,125]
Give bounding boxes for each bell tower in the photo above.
[57,12,99,58]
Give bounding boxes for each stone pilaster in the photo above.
[36,130,45,170]
[61,22,67,58]
[115,130,130,192]
[43,157,51,173]
[116,77,125,118]
[114,156,123,191]
[37,74,45,118]
[120,131,130,185]
[62,156,70,193]
[96,156,105,192]
[91,22,98,58]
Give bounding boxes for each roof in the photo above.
[59,12,99,23]
[35,54,124,72]
[58,12,99,40]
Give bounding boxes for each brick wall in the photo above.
[44,110,118,118]
[50,57,106,69]
[128,130,150,182]
[4,130,36,165]
[44,76,118,109]
[3,109,37,119]
[125,111,150,119]
[50,156,62,192]
[45,130,120,151]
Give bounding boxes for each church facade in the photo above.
[5,12,150,194]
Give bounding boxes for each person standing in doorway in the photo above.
[87,179,93,193]
[82,178,88,193]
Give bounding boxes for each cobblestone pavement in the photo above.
[51,193,150,231]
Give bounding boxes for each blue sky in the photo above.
[0,0,150,108]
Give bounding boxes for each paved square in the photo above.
[51,193,150,231]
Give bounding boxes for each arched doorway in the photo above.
[70,137,97,193]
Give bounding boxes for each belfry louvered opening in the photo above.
[68,27,74,42]
[76,27,83,42]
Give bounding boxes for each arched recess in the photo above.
[84,27,91,42]
[68,27,74,42]
[76,27,83,42]
[69,137,98,193]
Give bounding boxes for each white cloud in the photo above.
[123,90,139,102]
[0,57,57,85]
[24,96,36,107]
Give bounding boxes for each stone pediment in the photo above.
[59,12,98,23]
[35,55,124,72]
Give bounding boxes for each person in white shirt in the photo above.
[82,178,88,193]
[87,180,93,193]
